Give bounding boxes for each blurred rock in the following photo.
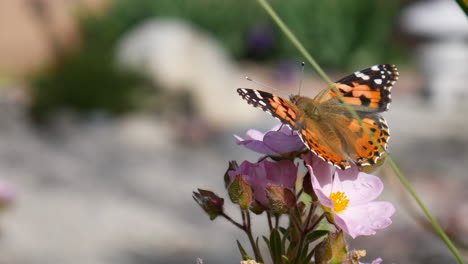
[0,0,109,77]
[116,18,262,127]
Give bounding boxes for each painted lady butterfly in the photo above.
[237,64,399,170]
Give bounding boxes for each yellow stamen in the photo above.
[329,191,350,213]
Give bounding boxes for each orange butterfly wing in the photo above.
[237,88,350,169]
[333,114,390,166]
[330,64,398,112]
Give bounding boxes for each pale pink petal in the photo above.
[234,133,277,155]
[228,160,297,207]
[234,126,303,155]
[306,165,334,208]
[245,128,266,140]
[334,170,384,206]
[302,152,332,189]
[263,130,304,154]
[265,160,298,189]
[336,201,395,238]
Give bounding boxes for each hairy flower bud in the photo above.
[266,184,296,214]
[228,175,254,209]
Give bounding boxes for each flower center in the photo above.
[329,191,350,213]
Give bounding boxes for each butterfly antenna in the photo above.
[245,76,286,96]
[298,62,305,95]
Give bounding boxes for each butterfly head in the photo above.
[290,94,321,120]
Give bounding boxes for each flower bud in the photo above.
[228,175,254,210]
[192,189,224,220]
[266,184,296,214]
[314,231,348,264]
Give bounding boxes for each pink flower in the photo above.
[227,159,297,207]
[303,152,395,238]
[234,125,305,156]
[360,257,383,264]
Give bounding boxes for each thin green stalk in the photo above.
[256,0,466,263]
[256,0,333,86]
[386,157,466,264]
[455,0,468,15]
[245,210,263,262]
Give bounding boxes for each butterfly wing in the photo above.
[333,113,390,167]
[328,64,399,112]
[237,88,303,128]
[299,118,350,169]
[237,88,350,169]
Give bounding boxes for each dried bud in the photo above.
[193,189,224,220]
[351,250,367,261]
[228,175,253,209]
[224,161,239,188]
[266,184,296,214]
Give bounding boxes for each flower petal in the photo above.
[302,152,332,183]
[334,170,384,206]
[234,126,304,156]
[336,201,395,238]
[263,129,304,154]
[228,160,298,207]
[264,160,298,189]
[306,165,334,208]
[234,132,277,155]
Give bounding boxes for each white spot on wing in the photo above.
[354,71,370,80]
[374,79,382,85]
[254,90,263,99]
[371,65,380,71]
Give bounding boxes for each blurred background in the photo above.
[0,0,466,263]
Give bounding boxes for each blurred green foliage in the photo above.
[30,0,405,120]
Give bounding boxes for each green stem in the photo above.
[256,0,333,86]
[256,0,466,263]
[245,210,263,262]
[267,211,273,232]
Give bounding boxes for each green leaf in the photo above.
[263,235,271,251]
[303,248,316,264]
[270,228,282,264]
[305,230,328,243]
[279,227,288,235]
[298,243,310,264]
[281,228,291,253]
[236,240,252,261]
